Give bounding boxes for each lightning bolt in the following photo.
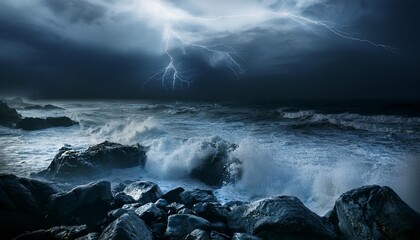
[143,3,395,90]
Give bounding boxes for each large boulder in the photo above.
[134,202,167,225]
[46,181,114,227]
[190,137,241,186]
[0,174,58,239]
[35,141,148,180]
[14,225,89,240]
[180,189,218,208]
[228,196,338,240]
[16,116,77,130]
[193,202,229,223]
[123,181,163,204]
[332,185,420,240]
[165,214,211,239]
[0,100,22,127]
[99,212,152,240]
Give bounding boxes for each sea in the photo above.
[1,99,419,215]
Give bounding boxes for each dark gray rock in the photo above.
[99,212,152,240]
[190,137,241,186]
[167,202,186,215]
[123,181,162,204]
[35,141,148,180]
[165,214,211,238]
[47,181,113,227]
[134,202,166,224]
[155,198,169,209]
[113,192,135,208]
[0,174,57,239]
[76,232,100,240]
[193,202,229,223]
[180,189,218,208]
[178,207,196,215]
[185,229,229,240]
[232,233,262,240]
[16,116,77,130]
[333,185,420,240]
[23,104,64,110]
[0,100,22,127]
[228,196,338,240]
[162,186,185,203]
[14,225,89,240]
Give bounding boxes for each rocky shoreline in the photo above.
[1,173,419,240]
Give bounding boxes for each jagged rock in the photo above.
[155,198,169,209]
[162,187,185,203]
[46,181,113,227]
[178,208,196,215]
[180,189,218,208]
[35,141,148,180]
[185,229,229,240]
[23,104,64,110]
[16,116,77,130]
[333,185,420,240]
[76,232,100,240]
[165,214,211,239]
[0,174,57,239]
[99,212,152,240]
[112,192,136,208]
[123,181,163,204]
[0,100,22,127]
[228,196,338,239]
[14,225,89,240]
[193,202,229,223]
[190,137,241,186]
[167,202,186,215]
[135,202,167,224]
[232,233,262,240]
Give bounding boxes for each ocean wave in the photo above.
[278,109,420,133]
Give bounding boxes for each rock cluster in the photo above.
[34,141,148,180]
[1,174,419,240]
[0,100,77,130]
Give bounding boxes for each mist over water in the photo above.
[0,100,419,215]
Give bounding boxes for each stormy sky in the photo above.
[0,0,419,100]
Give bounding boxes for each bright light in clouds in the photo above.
[126,0,394,90]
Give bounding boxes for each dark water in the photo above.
[1,99,419,214]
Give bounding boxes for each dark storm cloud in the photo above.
[43,0,106,24]
[0,0,419,100]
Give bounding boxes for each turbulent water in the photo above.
[1,99,419,215]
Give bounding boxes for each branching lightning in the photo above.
[142,1,395,90]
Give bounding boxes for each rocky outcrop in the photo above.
[0,101,22,127]
[123,181,163,204]
[16,117,77,130]
[0,174,58,239]
[46,181,114,227]
[332,185,420,240]
[190,137,241,186]
[35,141,148,180]
[2,173,419,240]
[99,212,153,240]
[0,100,76,130]
[228,196,338,239]
[23,104,64,110]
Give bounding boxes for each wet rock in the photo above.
[134,202,166,224]
[99,212,152,240]
[193,202,229,223]
[0,174,57,239]
[16,116,77,130]
[0,100,22,127]
[76,232,100,240]
[112,192,136,208]
[232,233,262,240]
[47,181,113,227]
[35,141,148,180]
[165,214,211,239]
[190,137,241,186]
[178,207,196,215]
[185,229,229,240]
[14,225,89,240]
[23,104,64,110]
[333,185,420,240]
[162,187,185,203]
[228,196,338,239]
[155,198,169,209]
[123,181,163,204]
[180,189,218,208]
[167,202,186,215]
